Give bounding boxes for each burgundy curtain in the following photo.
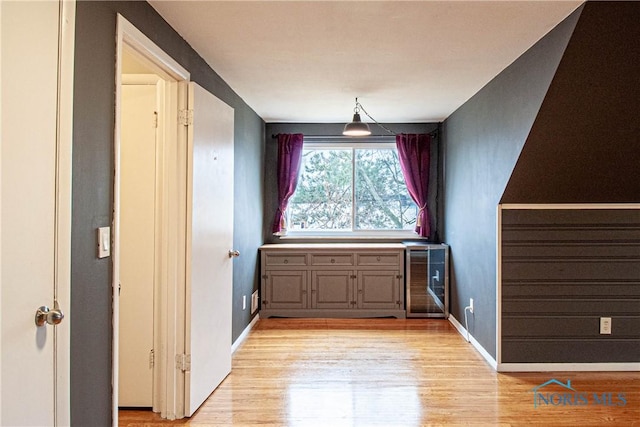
[396,133,431,237]
[272,133,304,234]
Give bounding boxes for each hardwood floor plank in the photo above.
[119,318,640,426]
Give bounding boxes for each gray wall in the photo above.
[497,2,640,364]
[263,123,440,243]
[444,1,640,363]
[501,1,640,203]
[501,209,640,363]
[441,8,581,358]
[72,2,264,425]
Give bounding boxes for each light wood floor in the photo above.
[119,318,640,426]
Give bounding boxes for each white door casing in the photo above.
[115,15,191,423]
[114,16,234,422]
[0,1,74,425]
[184,82,234,416]
[119,82,159,407]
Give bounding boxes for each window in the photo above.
[288,141,417,234]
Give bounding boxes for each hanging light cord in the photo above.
[355,99,396,135]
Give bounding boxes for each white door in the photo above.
[0,1,74,425]
[184,83,234,416]
[119,83,158,407]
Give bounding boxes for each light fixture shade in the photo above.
[343,113,371,136]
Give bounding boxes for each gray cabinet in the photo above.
[263,270,308,309]
[260,244,405,318]
[312,270,353,309]
[357,270,401,310]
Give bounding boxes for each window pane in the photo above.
[355,149,417,230]
[289,149,352,230]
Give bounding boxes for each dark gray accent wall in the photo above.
[501,209,640,363]
[72,2,264,425]
[441,8,581,358]
[263,123,440,244]
[501,2,640,203]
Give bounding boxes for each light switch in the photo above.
[98,227,111,258]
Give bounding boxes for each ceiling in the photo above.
[148,1,583,123]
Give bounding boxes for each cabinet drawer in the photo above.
[264,253,307,266]
[357,253,400,266]
[310,253,354,266]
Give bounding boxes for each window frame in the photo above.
[283,140,419,239]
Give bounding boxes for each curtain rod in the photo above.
[271,134,393,139]
[271,129,439,139]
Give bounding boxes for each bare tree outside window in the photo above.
[288,145,417,232]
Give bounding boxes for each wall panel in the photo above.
[500,208,640,363]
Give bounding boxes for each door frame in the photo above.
[114,14,190,423]
[55,1,75,424]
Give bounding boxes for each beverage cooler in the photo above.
[404,243,449,318]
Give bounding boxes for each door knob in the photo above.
[35,301,64,327]
[228,250,240,258]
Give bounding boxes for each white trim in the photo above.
[496,205,503,366]
[231,315,260,354]
[0,4,3,421]
[280,232,421,240]
[118,16,189,81]
[114,14,190,424]
[500,203,640,210]
[448,315,498,370]
[498,362,640,372]
[55,1,75,425]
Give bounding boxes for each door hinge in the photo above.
[149,349,155,369]
[179,109,193,126]
[153,111,159,128]
[176,353,191,372]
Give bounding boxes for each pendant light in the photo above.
[343,98,371,136]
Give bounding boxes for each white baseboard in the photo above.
[231,314,260,353]
[448,315,498,370]
[498,362,640,372]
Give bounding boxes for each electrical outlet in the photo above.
[251,291,259,314]
[242,295,247,310]
[600,317,612,334]
[469,298,474,314]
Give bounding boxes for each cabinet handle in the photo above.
[263,300,268,305]
[262,275,268,279]
[376,256,381,261]
[284,259,289,264]
[331,258,335,263]
[396,274,403,279]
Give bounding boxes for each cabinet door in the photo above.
[311,270,354,309]
[428,248,446,311]
[357,270,400,309]
[263,270,308,309]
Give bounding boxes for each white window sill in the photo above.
[277,231,426,240]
